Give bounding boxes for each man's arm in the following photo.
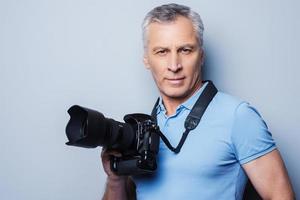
[102,176,136,200]
[102,176,127,200]
[243,149,295,200]
[101,149,136,200]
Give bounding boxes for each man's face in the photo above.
[144,16,204,103]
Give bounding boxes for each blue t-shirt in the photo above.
[133,83,276,200]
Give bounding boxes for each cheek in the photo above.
[149,60,166,79]
[149,66,163,85]
[182,56,201,75]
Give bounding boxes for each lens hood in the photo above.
[65,105,107,148]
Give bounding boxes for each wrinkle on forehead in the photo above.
[144,16,199,51]
[146,16,198,51]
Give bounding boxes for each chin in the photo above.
[162,88,189,100]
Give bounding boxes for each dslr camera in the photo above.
[65,105,160,175]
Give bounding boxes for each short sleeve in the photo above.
[231,102,276,165]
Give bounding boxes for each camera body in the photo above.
[110,113,159,175]
[65,105,160,175]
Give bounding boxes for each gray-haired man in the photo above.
[101,3,294,200]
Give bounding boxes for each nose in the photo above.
[168,52,182,72]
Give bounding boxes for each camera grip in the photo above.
[110,156,153,176]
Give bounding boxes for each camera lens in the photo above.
[65,105,135,150]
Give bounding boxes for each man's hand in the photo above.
[101,148,126,181]
[101,148,136,200]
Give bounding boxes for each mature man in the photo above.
[101,3,294,200]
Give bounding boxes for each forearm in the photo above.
[102,177,128,200]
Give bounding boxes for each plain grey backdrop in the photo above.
[0,0,299,199]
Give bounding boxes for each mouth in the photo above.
[165,77,185,85]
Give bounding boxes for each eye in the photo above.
[155,49,168,56]
[180,47,192,55]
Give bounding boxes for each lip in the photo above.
[166,77,185,85]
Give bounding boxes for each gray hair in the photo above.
[142,3,204,49]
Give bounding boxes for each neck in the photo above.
[162,81,203,116]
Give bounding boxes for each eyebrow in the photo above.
[152,46,167,52]
[178,44,197,49]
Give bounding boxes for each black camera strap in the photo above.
[151,80,218,154]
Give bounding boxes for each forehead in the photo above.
[146,16,198,48]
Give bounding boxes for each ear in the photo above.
[143,54,151,69]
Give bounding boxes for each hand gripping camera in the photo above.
[65,105,160,175]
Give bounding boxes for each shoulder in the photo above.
[212,92,270,137]
[209,92,265,122]
[212,92,245,109]
[205,91,269,136]
[206,91,246,122]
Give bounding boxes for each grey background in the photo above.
[0,0,299,199]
